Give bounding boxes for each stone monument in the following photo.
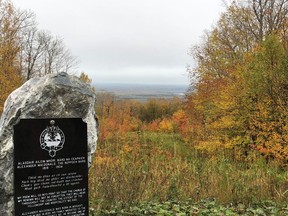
[0,72,98,215]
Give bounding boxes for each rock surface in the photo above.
[0,72,98,215]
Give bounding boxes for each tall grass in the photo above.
[89,131,288,210]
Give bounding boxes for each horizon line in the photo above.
[92,82,189,86]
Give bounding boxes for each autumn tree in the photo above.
[79,71,92,84]
[95,92,117,119]
[241,35,288,160]
[19,28,78,80]
[187,0,288,161]
[1,0,78,81]
[0,0,25,113]
[192,0,288,81]
[0,0,79,114]
[138,98,182,122]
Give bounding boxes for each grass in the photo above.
[88,131,288,214]
[90,199,288,215]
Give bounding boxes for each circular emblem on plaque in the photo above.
[39,120,65,157]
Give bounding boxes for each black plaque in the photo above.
[13,118,88,216]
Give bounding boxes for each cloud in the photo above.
[13,0,224,84]
[89,66,189,85]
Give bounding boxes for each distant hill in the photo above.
[93,83,188,101]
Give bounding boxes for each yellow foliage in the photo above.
[159,118,173,133]
[79,72,92,84]
[172,109,186,121]
[0,0,23,114]
[209,115,236,130]
[196,140,223,154]
[0,64,23,114]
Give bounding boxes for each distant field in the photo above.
[93,83,189,101]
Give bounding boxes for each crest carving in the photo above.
[39,120,65,157]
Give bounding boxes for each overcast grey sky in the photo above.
[13,0,224,85]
